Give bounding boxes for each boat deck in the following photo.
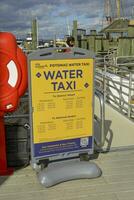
[0,149,134,200]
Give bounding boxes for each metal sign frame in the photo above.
[28,47,95,163]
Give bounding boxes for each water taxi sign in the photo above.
[28,48,94,160]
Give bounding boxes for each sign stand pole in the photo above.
[0,115,14,175]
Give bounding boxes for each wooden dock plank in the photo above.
[0,149,134,200]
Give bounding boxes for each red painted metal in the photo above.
[0,32,28,176]
[0,115,14,175]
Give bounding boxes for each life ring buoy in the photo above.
[0,32,28,112]
[17,47,28,97]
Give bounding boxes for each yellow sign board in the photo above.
[31,59,93,144]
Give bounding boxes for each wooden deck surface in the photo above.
[0,149,134,200]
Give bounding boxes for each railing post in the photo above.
[128,72,132,118]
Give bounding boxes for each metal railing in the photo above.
[95,90,105,148]
[95,53,134,122]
